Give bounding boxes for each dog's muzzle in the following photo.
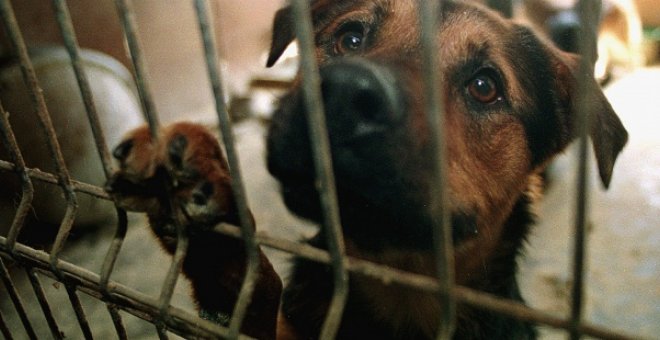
[267,58,406,185]
[268,59,447,249]
[319,59,405,146]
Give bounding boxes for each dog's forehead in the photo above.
[308,0,392,31]
[305,0,542,108]
[309,0,519,61]
[439,3,512,56]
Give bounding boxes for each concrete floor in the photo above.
[519,67,660,338]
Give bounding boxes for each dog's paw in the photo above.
[106,122,237,227]
[160,123,238,227]
[105,125,161,213]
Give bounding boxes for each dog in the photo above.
[106,0,628,339]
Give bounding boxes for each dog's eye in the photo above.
[467,72,502,104]
[334,22,367,55]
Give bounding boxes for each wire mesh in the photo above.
[24,268,63,339]
[0,0,645,339]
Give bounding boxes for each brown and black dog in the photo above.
[106,0,628,339]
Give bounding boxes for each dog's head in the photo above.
[265,0,627,270]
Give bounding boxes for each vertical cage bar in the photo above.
[487,0,513,18]
[289,0,350,338]
[65,284,94,339]
[106,304,129,340]
[155,220,188,324]
[113,0,190,332]
[0,257,37,339]
[156,323,169,340]
[418,1,456,338]
[569,0,600,339]
[52,0,131,300]
[52,0,114,177]
[0,309,12,340]
[192,1,261,338]
[113,0,160,134]
[0,0,79,271]
[571,0,600,336]
[99,210,128,291]
[0,102,34,252]
[25,268,64,340]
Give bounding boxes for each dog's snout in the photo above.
[320,60,403,142]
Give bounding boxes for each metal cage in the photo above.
[0,0,643,339]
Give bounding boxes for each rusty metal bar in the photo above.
[52,0,131,307]
[192,0,261,337]
[0,241,240,339]
[113,1,192,335]
[155,322,169,340]
[570,0,600,339]
[52,0,114,178]
[106,304,129,340]
[208,223,640,340]
[65,284,95,339]
[0,160,110,198]
[1,222,640,340]
[487,0,513,18]
[0,257,37,339]
[418,1,456,338]
[289,0,350,338]
[0,102,34,252]
[113,0,160,134]
[0,308,11,339]
[99,209,128,292]
[154,213,188,339]
[25,268,64,340]
[0,0,80,272]
[453,285,633,340]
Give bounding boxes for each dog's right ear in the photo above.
[267,6,295,67]
[553,51,628,189]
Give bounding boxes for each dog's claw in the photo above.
[168,134,188,171]
[112,139,133,162]
[192,181,214,206]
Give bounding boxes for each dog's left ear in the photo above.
[267,6,295,67]
[554,51,628,188]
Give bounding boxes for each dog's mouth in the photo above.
[274,172,478,250]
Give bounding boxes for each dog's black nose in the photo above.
[320,60,403,144]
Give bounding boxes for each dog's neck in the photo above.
[344,193,536,337]
[284,178,541,339]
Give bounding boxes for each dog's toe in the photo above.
[191,181,214,206]
[161,123,237,225]
[181,181,223,225]
[106,125,162,212]
[112,139,134,162]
